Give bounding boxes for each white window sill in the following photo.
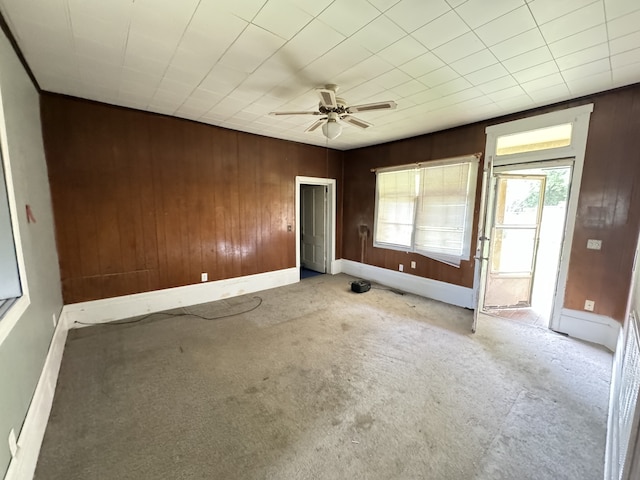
[0,294,30,346]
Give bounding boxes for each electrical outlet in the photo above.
[8,428,17,458]
[584,300,595,311]
[587,239,602,250]
[201,273,208,282]
[399,264,404,272]
[52,313,57,327]
[411,261,416,269]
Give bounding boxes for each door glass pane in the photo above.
[496,178,544,226]
[491,228,536,273]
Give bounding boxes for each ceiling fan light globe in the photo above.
[322,120,342,140]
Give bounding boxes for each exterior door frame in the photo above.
[295,176,337,275]
[473,104,593,332]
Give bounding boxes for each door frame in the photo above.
[473,104,593,332]
[295,176,337,274]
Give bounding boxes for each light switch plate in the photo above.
[201,273,208,282]
[584,300,595,311]
[587,239,602,250]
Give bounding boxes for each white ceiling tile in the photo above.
[475,6,537,46]
[349,55,394,78]
[539,2,605,43]
[490,28,547,61]
[511,60,559,83]
[200,64,249,96]
[371,68,413,88]
[447,0,469,8]
[528,83,571,104]
[556,42,610,69]
[390,79,429,98]
[418,66,459,87]
[399,52,445,78]
[604,0,640,20]
[125,31,175,65]
[528,0,598,25]
[378,35,428,66]
[547,24,608,57]
[433,32,485,63]
[68,0,133,24]
[69,12,128,45]
[5,0,69,28]
[477,75,518,94]
[566,70,613,95]
[367,0,402,12]
[214,0,267,21]
[277,20,345,70]
[411,10,470,50]
[252,0,312,39]
[610,31,640,55]
[610,47,640,69]
[606,8,640,39]
[130,0,198,39]
[450,49,498,76]
[350,14,406,53]
[612,61,640,86]
[561,57,611,80]
[75,39,124,66]
[385,0,451,33]
[431,77,473,96]
[520,72,565,92]
[218,24,286,74]
[465,63,509,85]
[487,85,526,102]
[494,93,536,111]
[455,0,524,29]
[318,0,381,37]
[502,46,553,73]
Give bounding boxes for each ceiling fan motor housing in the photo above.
[319,98,347,115]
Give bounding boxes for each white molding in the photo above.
[4,311,69,480]
[295,176,337,274]
[341,259,474,309]
[605,326,625,480]
[331,259,343,274]
[63,267,299,327]
[556,308,621,351]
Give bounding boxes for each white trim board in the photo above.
[340,259,474,309]
[4,311,70,480]
[556,308,621,352]
[64,267,299,327]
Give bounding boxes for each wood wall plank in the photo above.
[41,94,343,303]
[342,83,640,322]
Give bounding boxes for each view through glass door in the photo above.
[484,174,546,309]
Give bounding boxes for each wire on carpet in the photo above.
[74,296,263,327]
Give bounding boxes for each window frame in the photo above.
[373,154,480,266]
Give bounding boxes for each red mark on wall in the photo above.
[26,204,36,224]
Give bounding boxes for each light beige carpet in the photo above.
[35,273,611,479]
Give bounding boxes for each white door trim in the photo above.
[477,104,593,332]
[295,176,337,274]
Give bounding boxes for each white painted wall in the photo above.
[0,29,62,477]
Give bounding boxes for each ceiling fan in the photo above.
[269,84,397,140]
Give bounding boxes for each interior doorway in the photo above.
[483,162,572,328]
[300,184,327,278]
[295,176,337,281]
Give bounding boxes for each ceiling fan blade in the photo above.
[316,87,338,108]
[269,111,320,116]
[347,100,397,114]
[341,115,373,129]
[305,118,327,133]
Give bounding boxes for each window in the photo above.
[496,123,572,156]
[374,155,479,266]
[0,149,21,316]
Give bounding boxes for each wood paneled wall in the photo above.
[41,94,343,304]
[343,83,640,322]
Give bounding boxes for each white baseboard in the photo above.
[5,311,69,480]
[63,267,299,327]
[340,259,474,309]
[331,259,343,274]
[556,308,621,352]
